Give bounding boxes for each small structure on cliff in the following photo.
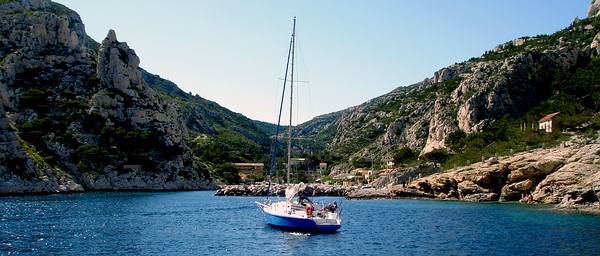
[538,112,560,133]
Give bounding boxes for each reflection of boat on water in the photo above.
[255,17,342,233]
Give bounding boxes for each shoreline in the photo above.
[215,183,600,215]
[0,188,219,197]
[2,186,598,215]
[345,187,600,215]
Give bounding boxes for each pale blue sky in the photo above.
[55,0,589,124]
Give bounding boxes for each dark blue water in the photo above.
[1,191,600,255]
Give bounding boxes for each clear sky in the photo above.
[55,0,589,124]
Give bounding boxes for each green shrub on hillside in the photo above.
[422,149,450,164]
[351,157,370,168]
[392,146,417,164]
[0,0,17,5]
[19,88,50,110]
[446,130,467,153]
[213,163,240,185]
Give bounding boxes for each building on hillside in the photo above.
[386,161,395,169]
[319,162,328,170]
[366,169,383,183]
[341,175,364,186]
[350,168,383,183]
[316,162,329,177]
[538,112,560,133]
[332,173,364,186]
[233,163,265,181]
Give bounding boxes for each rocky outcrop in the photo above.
[346,188,390,199]
[0,0,95,193]
[422,97,456,153]
[589,0,600,18]
[591,33,600,56]
[92,30,187,148]
[531,143,600,208]
[214,183,356,196]
[381,137,600,212]
[0,0,217,193]
[370,163,440,189]
[0,105,82,193]
[455,44,578,134]
[71,30,216,191]
[401,158,510,202]
[346,136,600,213]
[345,186,435,199]
[297,4,600,175]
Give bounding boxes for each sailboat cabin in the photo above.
[538,112,560,133]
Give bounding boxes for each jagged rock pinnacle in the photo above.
[589,0,600,18]
[105,29,117,43]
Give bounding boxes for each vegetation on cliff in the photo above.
[2,0,600,192]
[295,13,600,176]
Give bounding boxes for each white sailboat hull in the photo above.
[256,200,341,233]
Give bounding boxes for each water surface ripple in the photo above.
[1,191,599,255]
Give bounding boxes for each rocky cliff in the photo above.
[590,0,600,18]
[297,2,600,175]
[0,0,264,193]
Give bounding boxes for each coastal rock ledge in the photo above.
[347,136,600,213]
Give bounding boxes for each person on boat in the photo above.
[305,202,314,217]
[299,195,312,206]
[325,201,337,212]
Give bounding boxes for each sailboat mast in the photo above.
[287,16,296,184]
[267,17,295,196]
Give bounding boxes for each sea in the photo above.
[1,191,600,256]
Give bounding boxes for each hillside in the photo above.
[298,3,600,175]
[2,0,600,193]
[0,0,274,193]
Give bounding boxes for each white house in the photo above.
[538,112,560,133]
[386,161,395,169]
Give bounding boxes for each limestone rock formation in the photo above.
[589,0,600,18]
[73,29,216,191]
[0,0,96,193]
[0,0,217,193]
[387,136,600,212]
[369,163,440,189]
[92,30,186,147]
[0,105,83,193]
[346,188,390,199]
[296,4,600,176]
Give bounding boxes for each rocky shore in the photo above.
[346,136,600,214]
[218,136,600,215]
[214,183,357,197]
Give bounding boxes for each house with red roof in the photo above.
[538,112,560,133]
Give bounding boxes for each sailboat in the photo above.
[255,17,342,233]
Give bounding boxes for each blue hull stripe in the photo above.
[264,212,340,233]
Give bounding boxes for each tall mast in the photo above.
[267,17,295,196]
[287,16,296,184]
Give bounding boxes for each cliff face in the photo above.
[79,30,216,191]
[298,5,600,175]
[0,0,96,193]
[0,0,230,193]
[590,0,600,18]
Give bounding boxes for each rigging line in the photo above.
[296,37,314,123]
[267,19,294,199]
